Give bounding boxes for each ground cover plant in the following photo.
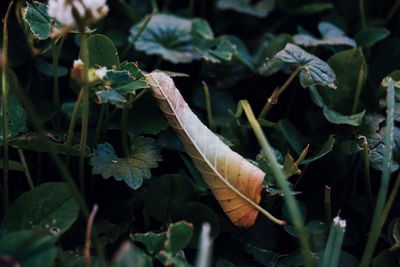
[1,0,400,266]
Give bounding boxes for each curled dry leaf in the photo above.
[146,72,267,228]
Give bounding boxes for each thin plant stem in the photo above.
[379,171,400,227]
[66,89,84,162]
[121,12,154,59]
[121,100,131,157]
[2,1,14,213]
[359,135,373,206]
[351,63,366,114]
[93,104,107,146]
[387,0,400,23]
[17,149,34,190]
[324,186,332,225]
[151,0,159,12]
[360,79,395,267]
[359,0,367,29]
[258,67,302,119]
[241,100,313,267]
[84,204,99,267]
[126,87,149,105]
[52,35,67,129]
[79,32,90,192]
[202,81,214,131]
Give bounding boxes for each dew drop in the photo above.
[112,159,118,163]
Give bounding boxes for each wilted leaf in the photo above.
[355,27,390,48]
[144,174,194,222]
[294,22,356,47]
[217,0,275,18]
[275,43,336,88]
[0,230,57,267]
[323,107,366,126]
[147,72,266,228]
[3,182,79,236]
[23,2,51,40]
[131,14,198,64]
[90,137,162,189]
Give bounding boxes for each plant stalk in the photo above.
[79,32,90,192]
[359,136,373,206]
[93,104,107,146]
[241,100,313,267]
[202,81,214,131]
[2,1,14,213]
[324,186,332,225]
[258,67,302,119]
[352,63,366,114]
[387,0,400,23]
[121,100,131,157]
[52,35,66,129]
[359,0,367,29]
[18,149,34,190]
[360,79,395,267]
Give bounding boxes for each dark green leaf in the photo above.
[90,137,162,189]
[119,61,144,79]
[294,22,355,47]
[306,221,327,235]
[0,230,57,267]
[195,37,236,63]
[104,70,135,85]
[23,2,51,40]
[224,35,255,70]
[165,221,194,254]
[319,48,366,114]
[144,174,194,222]
[301,135,335,164]
[245,245,279,266]
[96,90,126,107]
[114,242,153,267]
[370,127,400,173]
[131,14,198,64]
[82,34,120,68]
[275,44,336,88]
[34,58,68,77]
[323,107,366,126]
[217,0,275,18]
[355,27,390,48]
[3,182,79,236]
[371,250,397,267]
[131,232,167,254]
[0,159,26,172]
[191,18,214,41]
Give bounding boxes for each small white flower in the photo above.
[95,67,108,80]
[73,59,84,68]
[48,0,108,27]
[333,216,346,228]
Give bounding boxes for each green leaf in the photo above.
[114,242,153,267]
[355,27,390,48]
[23,2,51,40]
[131,232,167,254]
[82,34,120,68]
[171,201,220,247]
[0,230,57,267]
[131,14,198,64]
[370,127,400,173]
[294,22,356,47]
[114,80,149,95]
[216,0,275,18]
[90,137,162,190]
[0,159,26,172]
[224,35,255,70]
[256,34,293,76]
[245,245,279,266]
[104,70,135,85]
[275,43,336,88]
[195,37,236,63]
[301,135,335,164]
[9,133,87,157]
[119,61,144,80]
[144,174,194,222]
[165,221,194,254]
[319,48,366,114]
[34,58,68,77]
[3,182,79,236]
[96,90,126,107]
[323,107,366,126]
[290,2,333,15]
[306,220,328,235]
[191,18,214,41]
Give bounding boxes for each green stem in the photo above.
[360,79,395,267]
[121,100,131,157]
[241,100,313,267]
[18,149,34,190]
[202,81,214,131]
[359,0,367,29]
[93,104,107,146]
[324,186,332,225]
[258,67,302,119]
[379,170,400,231]
[188,0,195,13]
[2,1,14,213]
[359,136,373,206]
[352,63,365,114]
[52,35,66,129]
[150,0,158,11]
[66,89,84,159]
[387,0,400,23]
[126,87,149,105]
[121,12,154,59]
[79,32,90,192]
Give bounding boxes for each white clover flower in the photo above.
[48,0,109,27]
[73,59,84,68]
[94,67,108,80]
